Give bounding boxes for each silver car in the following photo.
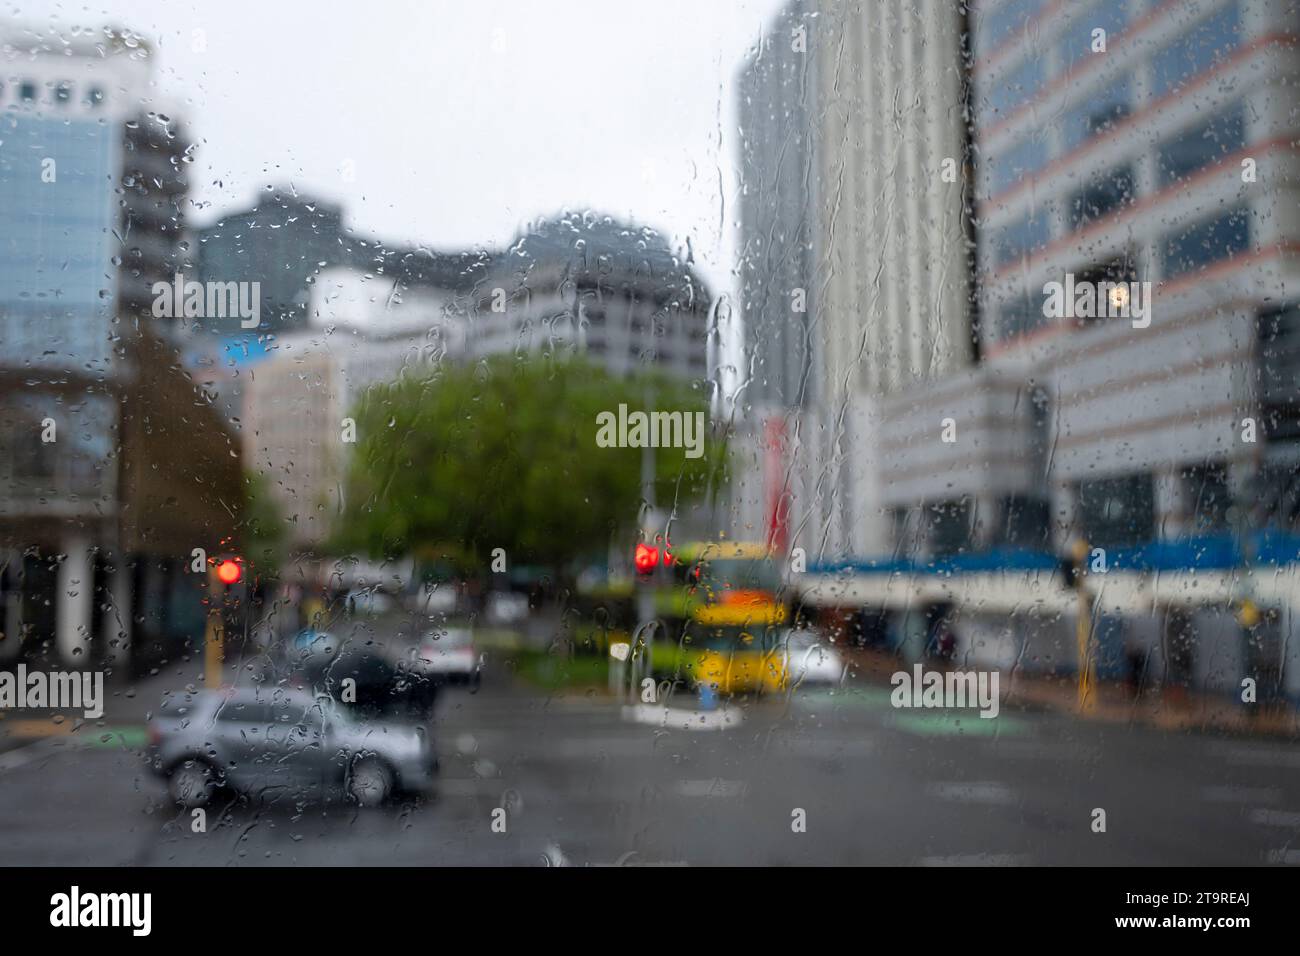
[147,686,437,809]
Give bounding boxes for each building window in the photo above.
[1067,163,1136,231]
[986,130,1050,196]
[55,82,72,105]
[1156,103,1247,187]
[1078,472,1155,549]
[19,81,36,103]
[997,495,1051,548]
[1071,254,1139,326]
[1062,73,1131,149]
[1160,205,1250,280]
[1255,462,1300,531]
[927,498,973,558]
[979,55,1045,122]
[996,288,1047,342]
[1257,304,1300,443]
[86,86,105,107]
[1057,0,1131,76]
[974,0,1049,60]
[993,207,1051,269]
[1150,2,1243,100]
[1179,462,1230,532]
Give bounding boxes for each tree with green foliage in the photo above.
[242,469,289,577]
[334,355,722,576]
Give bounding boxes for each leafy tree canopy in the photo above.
[335,355,721,572]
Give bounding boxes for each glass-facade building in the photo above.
[0,113,116,373]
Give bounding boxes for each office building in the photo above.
[0,23,242,672]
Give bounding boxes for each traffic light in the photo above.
[215,558,243,585]
[634,542,659,575]
[634,533,674,576]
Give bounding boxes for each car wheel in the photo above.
[168,759,216,809]
[346,756,394,807]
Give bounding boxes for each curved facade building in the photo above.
[466,213,713,383]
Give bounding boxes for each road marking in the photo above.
[919,853,1031,866]
[1249,808,1300,828]
[926,781,1017,806]
[1208,742,1300,768]
[0,738,58,772]
[3,718,80,738]
[891,712,1031,738]
[1265,849,1300,865]
[674,778,747,798]
[1202,785,1282,804]
[542,843,569,867]
[793,687,896,710]
[438,778,489,797]
[764,737,877,758]
[980,738,1056,756]
[2,721,145,747]
[621,704,742,731]
[553,736,662,758]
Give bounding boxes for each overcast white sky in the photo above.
[27,0,786,299]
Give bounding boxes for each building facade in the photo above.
[729,0,975,562]
[466,213,712,383]
[0,23,242,673]
[241,265,466,550]
[838,0,1300,698]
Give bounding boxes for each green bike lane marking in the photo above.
[792,687,1033,737]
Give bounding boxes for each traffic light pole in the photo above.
[636,438,656,701]
[204,556,244,690]
[1073,538,1097,714]
[204,609,224,690]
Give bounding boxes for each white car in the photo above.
[414,585,459,616]
[345,588,396,616]
[485,591,529,624]
[781,629,845,686]
[413,628,480,684]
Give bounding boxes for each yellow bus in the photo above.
[667,541,792,694]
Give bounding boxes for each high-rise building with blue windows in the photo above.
[0,23,241,673]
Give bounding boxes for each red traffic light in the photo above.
[215,559,243,585]
[633,542,659,575]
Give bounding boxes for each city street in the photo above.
[1,627,1297,867]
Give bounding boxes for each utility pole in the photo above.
[205,556,245,690]
[636,432,657,701]
[1071,538,1097,714]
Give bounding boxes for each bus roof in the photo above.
[675,541,772,562]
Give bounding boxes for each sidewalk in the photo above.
[843,646,1300,739]
[0,659,209,754]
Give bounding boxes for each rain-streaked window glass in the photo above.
[1150,2,1244,99]
[2,0,1299,891]
[1155,102,1248,186]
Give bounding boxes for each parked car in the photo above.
[344,588,396,616]
[412,627,481,685]
[147,687,437,809]
[290,640,440,720]
[411,584,459,616]
[780,628,845,686]
[485,590,529,624]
